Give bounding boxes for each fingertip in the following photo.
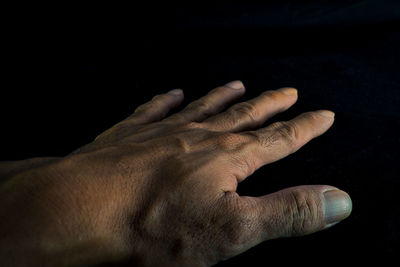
[323,189,352,227]
[224,80,245,90]
[316,110,335,119]
[167,89,184,96]
[277,87,298,96]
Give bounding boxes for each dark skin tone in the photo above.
[0,81,352,266]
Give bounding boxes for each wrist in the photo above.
[0,156,131,266]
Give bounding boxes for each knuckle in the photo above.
[244,131,275,152]
[182,121,202,130]
[287,189,318,236]
[273,121,299,151]
[230,133,261,172]
[170,121,204,133]
[231,102,259,122]
[229,153,258,180]
[217,195,253,256]
[215,133,245,150]
[188,100,211,112]
[242,131,263,146]
[183,100,216,119]
[166,135,192,153]
[304,111,321,122]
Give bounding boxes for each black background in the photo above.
[1,1,400,265]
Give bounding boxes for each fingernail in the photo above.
[317,110,335,119]
[167,89,183,96]
[278,87,298,96]
[324,190,352,225]
[225,80,244,90]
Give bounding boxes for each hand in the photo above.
[0,81,352,266]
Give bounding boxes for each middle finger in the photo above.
[202,87,298,132]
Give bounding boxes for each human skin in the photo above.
[0,81,352,266]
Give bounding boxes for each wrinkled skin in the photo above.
[0,81,351,266]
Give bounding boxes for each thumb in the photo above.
[239,185,352,245]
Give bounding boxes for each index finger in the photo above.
[231,110,335,181]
